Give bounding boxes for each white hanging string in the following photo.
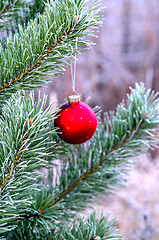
[71,37,78,94]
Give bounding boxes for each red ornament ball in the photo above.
[54,95,97,144]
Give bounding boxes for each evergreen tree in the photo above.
[0,1,159,239]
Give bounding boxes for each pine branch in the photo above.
[0,91,58,234]
[6,83,159,238]
[0,0,20,16]
[0,0,47,38]
[52,124,137,207]
[44,83,159,213]
[0,2,11,15]
[5,211,123,240]
[0,0,102,109]
[0,1,23,28]
[36,84,157,217]
[55,211,122,240]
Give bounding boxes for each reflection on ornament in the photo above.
[54,95,97,144]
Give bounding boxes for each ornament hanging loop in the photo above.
[71,37,78,94]
[70,90,78,96]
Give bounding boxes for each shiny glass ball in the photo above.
[54,100,97,144]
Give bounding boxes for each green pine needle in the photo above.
[0,91,58,235]
[0,0,102,109]
[55,211,123,240]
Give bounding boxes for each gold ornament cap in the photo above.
[68,94,81,104]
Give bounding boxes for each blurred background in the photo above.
[1,0,159,239]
